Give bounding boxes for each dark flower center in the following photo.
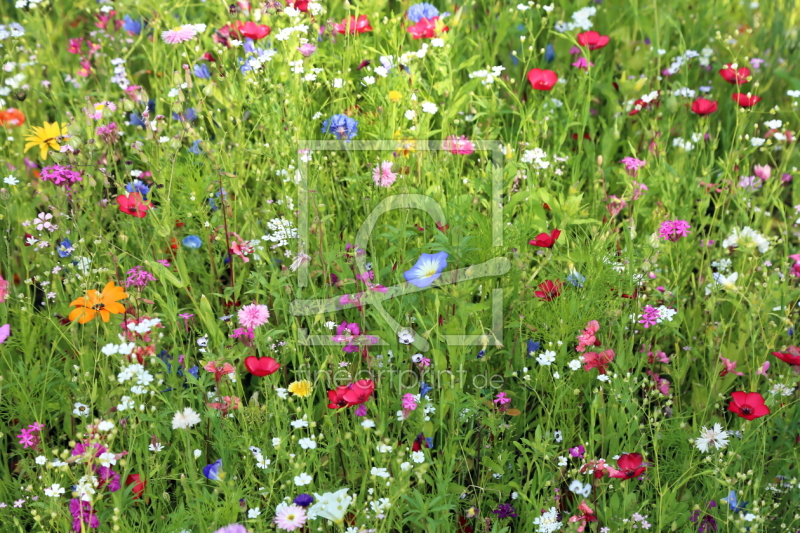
[741,406,753,415]
[625,470,636,477]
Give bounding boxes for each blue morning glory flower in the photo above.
[122,15,143,35]
[203,459,223,481]
[527,339,541,355]
[403,251,448,288]
[545,43,556,63]
[321,114,359,141]
[125,179,150,200]
[57,238,73,258]
[194,63,211,79]
[182,235,203,249]
[722,490,748,513]
[407,3,440,22]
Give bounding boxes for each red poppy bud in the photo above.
[691,98,718,115]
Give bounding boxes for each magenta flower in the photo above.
[620,157,646,177]
[333,321,362,352]
[40,165,83,186]
[443,135,475,155]
[638,306,661,328]
[402,393,418,410]
[658,220,691,241]
[494,392,511,405]
[753,164,771,181]
[125,266,156,288]
[237,303,270,328]
[571,57,594,70]
[631,181,649,200]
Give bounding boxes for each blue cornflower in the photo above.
[122,15,143,35]
[57,238,73,258]
[403,251,448,288]
[129,113,145,128]
[294,494,314,507]
[194,63,211,79]
[545,43,556,63]
[189,140,203,155]
[425,437,434,449]
[527,339,541,356]
[407,3,440,22]
[321,114,359,141]
[125,179,150,200]
[203,459,223,481]
[477,349,486,359]
[566,270,586,288]
[173,108,197,122]
[420,382,433,397]
[722,490,748,513]
[182,235,203,249]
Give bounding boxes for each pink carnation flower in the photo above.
[372,161,397,187]
[237,303,270,328]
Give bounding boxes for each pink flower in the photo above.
[658,220,691,241]
[237,303,270,328]
[606,196,627,217]
[631,181,648,200]
[619,157,646,177]
[162,26,200,44]
[571,57,594,70]
[494,392,511,405]
[372,161,397,187]
[638,305,660,328]
[719,355,744,377]
[297,43,316,57]
[753,164,771,181]
[402,393,418,410]
[274,504,307,531]
[576,320,600,352]
[443,135,475,155]
[756,361,770,376]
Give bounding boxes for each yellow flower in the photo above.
[24,122,68,160]
[388,90,402,102]
[288,380,313,398]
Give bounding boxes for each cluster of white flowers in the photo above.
[263,217,298,249]
[399,42,431,64]
[0,23,25,41]
[521,148,550,169]
[672,137,695,152]
[663,49,699,76]
[275,24,309,41]
[698,47,714,67]
[117,363,155,395]
[536,349,557,366]
[534,507,563,532]
[673,87,696,98]
[469,66,506,85]
[721,226,770,253]
[554,6,596,32]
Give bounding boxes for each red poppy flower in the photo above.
[327,385,350,409]
[576,31,609,50]
[607,453,646,479]
[407,17,448,39]
[732,93,761,107]
[719,64,750,84]
[534,279,563,301]
[289,0,308,12]
[691,98,718,115]
[772,347,800,366]
[235,21,271,40]
[527,68,558,91]
[332,15,372,35]
[343,379,375,406]
[244,355,280,377]
[0,108,26,127]
[125,474,146,499]
[529,229,561,248]
[728,391,770,420]
[117,192,153,218]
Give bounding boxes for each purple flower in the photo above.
[658,220,691,241]
[40,165,82,186]
[619,157,646,177]
[569,444,585,458]
[294,493,314,507]
[69,499,99,532]
[203,459,223,481]
[125,266,157,288]
[492,503,518,519]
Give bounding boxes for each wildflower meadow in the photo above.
[2,0,800,531]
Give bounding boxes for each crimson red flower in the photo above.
[235,21,271,40]
[117,192,153,218]
[332,15,372,35]
[527,68,558,91]
[244,355,280,377]
[327,385,350,409]
[125,474,146,499]
[289,0,308,12]
[729,391,770,420]
[607,453,646,480]
[772,347,800,366]
[529,229,561,248]
[691,98,718,115]
[719,64,750,84]
[577,31,609,50]
[534,279,563,301]
[407,17,448,39]
[732,93,761,107]
[342,379,375,406]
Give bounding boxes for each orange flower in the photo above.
[68,281,128,324]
